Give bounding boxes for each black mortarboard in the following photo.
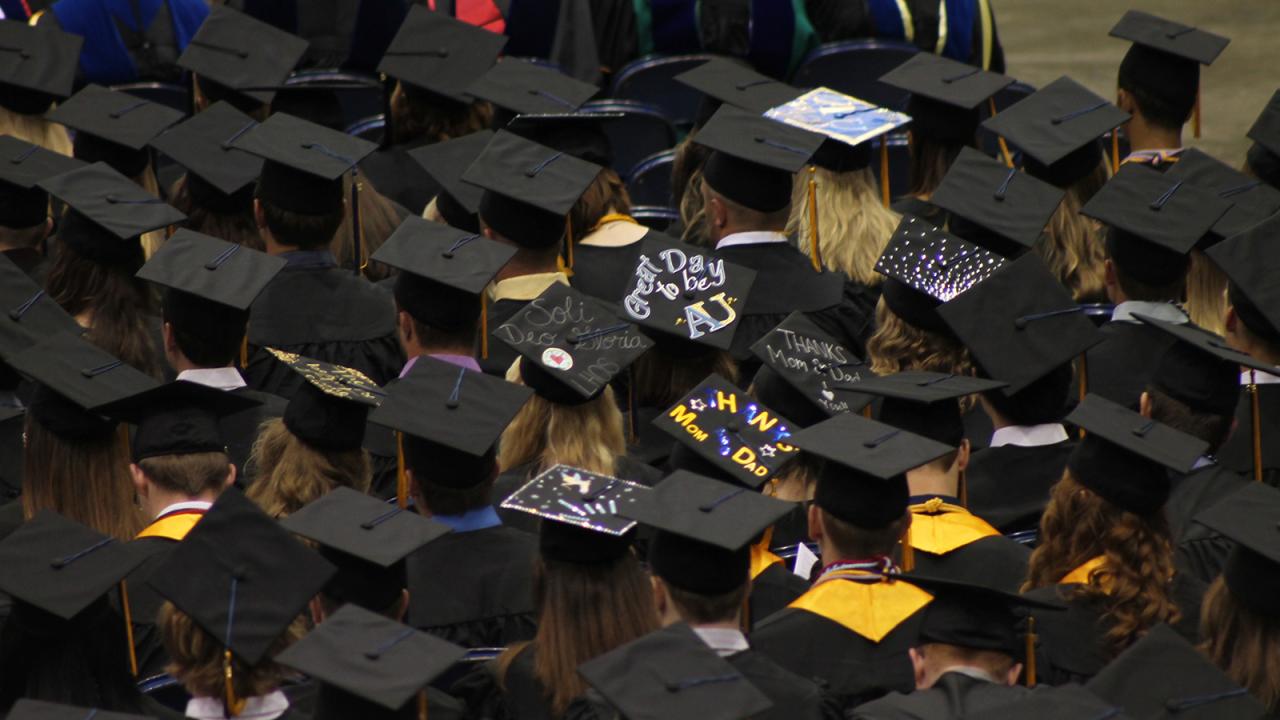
[1207,212,1280,341]
[1064,394,1208,515]
[981,77,1129,186]
[47,84,184,176]
[653,374,800,489]
[5,699,154,720]
[0,510,147,620]
[1138,314,1258,416]
[0,135,84,228]
[0,22,82,113]
[750,312,872,420]
[179,5,307,106]
[939,253,1105,394]
[505,112,622,168]
[148,488,335,666]
[1247,89,1280,160]
[282,486,450,611]
[694,105,823,213]
[1087,624,1266,720]
[930,147,1065,254]
[501,464,645,565]
[579,623,774,720]
[268,348,383,452]
[371,217,514,332]
[0,253,81,358]
[858,372,1005,447]
[876,214,1007,334]
[1166,148,1280,241]
[137,229,285,311]
[379,6,507,104]
[905,573,1064,654]
[95,380,259,461]
[231,112,376,215]
[675,58,801,115]
[789,411,952,527]
[626,470,794,595]
[964,685,1128,720]
[407,130,492,231]
[763,89,910,173]
[40,162,185,263]
[617,233,755,351]
[462,129,602,248]
[275,604,467,713]
[467,57,598,115]
[1112,13,1227,135]
[880,52,1014,142]
[1194,482,1280,619]
[498,283,652,403]
[149,101,264,206]
[1110,11,1230,65]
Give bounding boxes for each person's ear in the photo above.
[1139,391,1153,419]
[1224,305,1238,335]
[1103,259,1117,288]
[955,439,971,472]
[224,463,237,489]
[650,575,668,617]
[1005,662,1024,687]
[41,215,53,239]
[129,463,148,499]
[253,198,266,230]
[308,596,325,626]
[161,322,178,356]
[1116,87,1134,114]
[908,647,928,689]
[396,589,410,623]
[806,502,823,542]
[397,310,415,345]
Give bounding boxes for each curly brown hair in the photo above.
[866,296,972,377]
[1200,575,1280,713]
[245,418,372,519]
[1023,473,1181,656]
[160,602,291,700]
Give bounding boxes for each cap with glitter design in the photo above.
[467,58,598,116]
[1166,148,1280,242]
[880,52,1014,142]
[179,5,308,106]
[0,135,85,229]
[502,464,647,565]
[750,312,873,422]
[148,101,264,201]
[267,349,383,452]
[694,105,824,213]
[378,5,507,104]
[0,22,82,113]
[930,147,1065,255]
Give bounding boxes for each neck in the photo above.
[264,235,296,256]
[405,339,474,360]
[494,252,559,283]
[143,487,217,519]
[978,396,1014,431]
[168,352,216,375]
[692,620,742,632]
[908,466,959,499]
[1126,116,1182,154]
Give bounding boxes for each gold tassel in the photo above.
[900,527,914,571]
[862,404,873,419]
[224,649,246,717]
[239,335,248,370]
[807,166,822,271]
[880,140,891,208]
[418,689,429,720]
[396,431,408,509]
[562,217,574,278]
[1077,353,1089,440]
[480,294,489,361]
[1111,132,1120,174]
[1024,616,1037,687]
[120,581,138,678]
[1193,84,1202,139]
[989,98,1014,168]
[1251,370,1262,482]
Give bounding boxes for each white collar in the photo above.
[942,666,1001,684]
[714,231,789,250]
[1242,369,1280,385]
[989,423,1070,448]
[177,367,248,392]
[693,626,750,657]
[579,220,648,248]
[1111,301,1187,325]
[186,691,289,720]
[155,500,213,520]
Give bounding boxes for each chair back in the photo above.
[625,149,677,206]
[610,53,717,132]
[582,99,678,177]
[790,39,920,110]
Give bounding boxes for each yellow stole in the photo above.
[1060,555,1109,587]
[789,571,933,642]
[908,498,1001,556]
[750,540,783,580]
[136,512,204,542]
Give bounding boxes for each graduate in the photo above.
[0,137,83,287]
[0,21,80,155]
[1245,90,1280,190]
[178,4,308,117]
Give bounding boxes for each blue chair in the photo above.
[1006,529,1039,547]
[1079,303,1116,327]
[113,82,190,115]
[582,99,678,178]
[772,541,821,562]
[345,114,387,144]
[626,149,676,207]
[281,70,385,132]
[138,673,189,711]
[609,53,717,133]
[790,39,920,110]
[632,206,680,232]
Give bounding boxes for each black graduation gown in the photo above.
[124,535,182,681]
[1168,463,1248,585]
[359,137,442,216]
[225,386,287,487]
[624,406,676,469]
[910,534,1029,595]
[727,647,841,720]
[1082,319,1179,408]
[965,440,1075,535]
[1217,384,1280,486]
[850,672,1031,720]
[493,458,662,534]
[0,408,25,506]
[455,645,554,720]
[287,676,463,720]
[406,523,538,649]
[245,263,404,397]
[749,560,810,629]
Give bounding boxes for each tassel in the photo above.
[480,294,489,360]
[120,581,138,677]
[1077,353,1089,440]
[1193,84,1201,139]
[239,335,248,370]
[351,170,365,277]
[418,689,429,720]
[562,217,574,278]
[862,404,873,419]
[396,431,408,509]
[1111,132,1120,174]
[1024,616,1038,687]
[224,649,246,717]
[1250,370,1262,482]
[900,528,914,571]
[880,139,891,208]
[989,98,1014,168]
[807,166,822,271]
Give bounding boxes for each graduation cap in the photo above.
[147,488,335,668]
[0,134,84,228]
[281,486,450,611]
[1137,314,1267,416]
[579,623,774,720]
[1081,163,1231,285]
[625,470,794,595]
[497,283,653,403]
[138,228,285,311]
[380,6,507,104]
[407,130,492,233]
[1206,212,1280,341]
[501,464,646,565]
[618,233,755,351]
[1087,624,1266,720]
[39,162,185,264]
[467,57,598,116]
[1064,394,1208,515]
[788,411,953,527]
[505,111,624,168]
[0,253,82,360]
[963,685,1129,720]
[0,22,82,113]
[763,88,910,173]
[750,312,872,421]
[653,374,800,489]
[5,699,155,720]
[880,52,1014,142]
[694,105,824,213]
[876,214,1007,334]
[904,573,1064,655]
[461,129,602,250]
[938,253,1105,394]
[1166,148,1280,241]
[981,77,1130,188]
[1193,482,1280,619]
[275,604,467,715]
[857,371,1005,447]
[94,380,259,461]
[268,348,383,452]
[930,147,1066,256]
[179,5,308,106]
[229,111,377,215]
[1246,89,1280,175]
[148,101,264,210]
[47,84,184,177]
[674,57,802,116]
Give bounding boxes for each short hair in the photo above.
[982,363,1074,426]
[163,289,248,368]
[1144,386,1235,454]
[407,439,498,516]
[1117,51,1197,131]
[136,451,232,497]
[665,580,748,625]
[401,303,478,352]
[820,507,909,559]
[258,197,344,251]
[706,183,791,231]
[915,642,1017,678]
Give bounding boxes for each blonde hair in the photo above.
[245,418,372,519]
[22,419,143,541]
[331,175,404,281]
[497,364,627,476]
[1185,250,1228,335]
[1035,193,1107,303]
[785,166,899,286]
[136,167,167,259]
[866,296,972,377]
[0,108,72,156]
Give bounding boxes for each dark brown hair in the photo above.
[1200,576,1280,713]
[137,451,232,497]
[907,133,965,197]
[22,418,142,541]
[568,168,632,242]
[821,507,909,559]
[259,199,344,252]
[160,602,291,700]
[666,581,748,624]
[389,82,493,146]
[168,176,264,251]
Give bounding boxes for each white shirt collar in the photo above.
[714,231,789,250]
[989,423,1070,448]
[177,367,248,392]
[156,500,213,520]
[943,666,1001,684]
[1111,300,1188,325]
[693,626,750,657]
[1242,369,1280,385]
[186,691,289,720]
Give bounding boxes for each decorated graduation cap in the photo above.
[694,105,823,214]
[467,57,598,116]
[904,573,1064,656]
[876,214,1006,335]
[982,76,1130,188]
[788,411,953,528]
[654,374,800,489]
[0,253,82,358]
[1246,89,1280,188]
[858,372,1005,448]
[41,162,185,264]
[94,380,259,461]
[1087,624,1265,720]
[579,623,774,720]
[1207,212,1280,342]
[230,111,375,215]
[0,135,85,229]
[674,57,802,126]
[148,101,264,212]
[1166,148,1280,242]
[275,604,467,718]
[407,130,492,233]
[502,464,647,565]
[618,233,755,351]
[5,699,155,720]
[179,5,307,107]
[46,84,184,177]
[1081,163,1231,285]
[282,487,450,612]
[1064,394,1207,515]
[267,349,383,452]
[379,5,508,105]
[497,283,653,404]
[764,87,910,174]
[1137,314,1268,417]
[879,52,1014,142]
[626,470,794,595]
[750,312,872,424]
[0,22,82,114]
[930,147,1066,257]
[1194,483,1280,619]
